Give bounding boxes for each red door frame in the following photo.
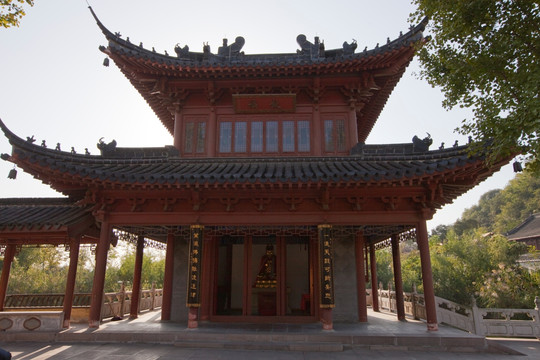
[205,233,317,323]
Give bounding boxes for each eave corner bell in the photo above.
[513,161,523,173]
[7,167,17,179]
[103,57,110,67]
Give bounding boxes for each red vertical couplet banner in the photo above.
[318,224,335,309]
[186,225,204,307]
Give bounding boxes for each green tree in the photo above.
[372,248,393,290]
[430,224,450,241]
[478,263,540,309]
[493,172,540,232]
[3,242,165,295]
[7,247,68,294]
[74,247,96,293]
[0,0,34,28]
[429,229,529,306]
[449,172,540,235]
[457,189,503,234]
[105,243,165,292]
[411,1,540,171]
[400,250,422,293]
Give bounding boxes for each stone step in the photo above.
[2,330,521,354]
[174,340,344,352]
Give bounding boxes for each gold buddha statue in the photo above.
[254,244,277,288]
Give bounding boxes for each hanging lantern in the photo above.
[7,167,17,179]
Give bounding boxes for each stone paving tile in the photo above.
[3,341,540,360]
[2,309,539,359]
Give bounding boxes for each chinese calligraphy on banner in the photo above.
[187,225,204,307]
[318,224,335,308]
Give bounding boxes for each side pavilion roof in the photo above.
[0,197,98,245]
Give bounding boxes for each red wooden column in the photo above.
[89,221,111,328]
[130,234,145,319]
[369,244,379,312]
[355,232,368,322]
[207,106,217,157]
[199,234,213,321]
[243,235,253,316]
[417,220,438,331]
[63,238,80,328]
[161,230,175,321]
[348,103,359,148]
[0,244,16,311]
[391,234,406,321]
[277,235,287,316]
[312,80,322,156]
[173,108,183,151]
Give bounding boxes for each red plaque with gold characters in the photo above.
[233,94,296,114]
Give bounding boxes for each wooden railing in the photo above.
[367,284,540,339]
[4,286,163,321]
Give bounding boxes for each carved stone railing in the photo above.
[4,285,163,324]
[5,293,91,308]
[434,296,475,333]
[100,286,163,320]
[368,285,540,339]
[474,300,540,338]
[0,311,63,332]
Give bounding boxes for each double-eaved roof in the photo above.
[0,10,510,237]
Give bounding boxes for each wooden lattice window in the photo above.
[184,118,207,155]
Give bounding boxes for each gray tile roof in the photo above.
[1,118,508,210]
[0,198,92,232]
[507,213,540,241]
[1,117,478,187]
[90,7,427,70]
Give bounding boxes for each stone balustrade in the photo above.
[0,311,63,331]
[367,286,540,339]
[101,287,163,319]
[2,286,163,330]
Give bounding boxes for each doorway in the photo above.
[211,234,315,321]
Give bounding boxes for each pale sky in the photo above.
[0,0,515,231]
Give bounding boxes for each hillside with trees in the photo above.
[376,171,540,308]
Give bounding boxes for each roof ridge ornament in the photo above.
[412,133,432,153]
[97,137,117,156]
[174,43,189,58]
[296,34,324,59]
[342,39,357,55]
[217,36,245,58]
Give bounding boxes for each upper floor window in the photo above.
[324,119,346,153]
[184,119,206,155]
[219,118,310,155]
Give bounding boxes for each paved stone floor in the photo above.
[1,310,539,359]
[2,340,540,359]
